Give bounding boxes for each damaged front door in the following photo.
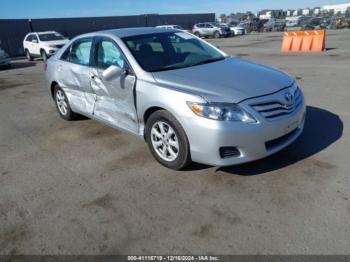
[90,38,138,134]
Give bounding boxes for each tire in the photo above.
[194,31,201,37]
[145,110,192,170]
[53,85,78,121]
[231,31,236,37]
[213,31,220,39]
[25,50,33,61]
[41,50,48,62]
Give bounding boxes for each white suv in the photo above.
[23,31,69,61]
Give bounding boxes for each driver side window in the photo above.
[95,39,127,70]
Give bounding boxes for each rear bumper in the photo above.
[232,29,245,35]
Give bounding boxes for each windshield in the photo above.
[38,33,65,41]
[122,32,226,72]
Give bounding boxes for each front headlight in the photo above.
[187,102,256,123]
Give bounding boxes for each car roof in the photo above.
[28,31,59,35]
[98,27,178,38]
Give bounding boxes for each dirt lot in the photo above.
[0,30,349,255]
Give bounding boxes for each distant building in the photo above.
[302,8,312,16]
[322,3,350,14]
[293,9,302,16]
[258,9,284,19]
[227,12,255,23]
[286,9,294,17]
[313,7,321,15]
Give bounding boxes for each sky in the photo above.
[0,0,348,19]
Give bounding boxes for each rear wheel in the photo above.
[25,50,33,61]
[54,85,79,121]
[145,110,192,170]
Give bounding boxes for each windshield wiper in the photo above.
[149,57,227,72]
[149,65,186,72]
[190,57,226,67]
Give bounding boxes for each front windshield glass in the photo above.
[122,32,226,72]
[39,33,65,41]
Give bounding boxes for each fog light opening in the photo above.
[219,147,241,159]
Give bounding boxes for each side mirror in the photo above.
[32,39,38,44]
[102,65,124,81]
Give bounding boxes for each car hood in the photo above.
[152,57,294,103]
[42,39,69,46]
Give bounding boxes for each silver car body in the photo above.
[193,23,231,37]
[46,27,305,166]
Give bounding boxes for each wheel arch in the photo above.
[50,81,58,99]
[143,106,165,125]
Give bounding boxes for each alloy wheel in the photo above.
[56,90,68,116]
[150,121,179,162]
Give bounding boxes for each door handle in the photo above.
[90,74,101,80]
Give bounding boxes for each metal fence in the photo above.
[0,13,215,57]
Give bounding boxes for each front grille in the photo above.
[265,128,299,151]
[55,44,64,49]
[250,88,302,120]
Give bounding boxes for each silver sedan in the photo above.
[45,27,306,170]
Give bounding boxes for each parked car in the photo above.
[156,25,191,33]
[328,17,350,29]
[192,22,231,38]
[300,17,327,30]
[239,19,267,33]
[0,47,11,68]
[264,19,286,32]
[286,16,302,27]
[228,22,246,36]
[45,27,305,170]
[23,31,69,61]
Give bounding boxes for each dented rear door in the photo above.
[58,37,95,115]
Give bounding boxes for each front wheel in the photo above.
[41,50,48,62]
[25,50,33,61]
[213,31,220,38]
[194,31,201,37]
[145,110,192,170]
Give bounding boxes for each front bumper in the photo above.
[182,90,306,166]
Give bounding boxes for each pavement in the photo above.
[0,30,349,255]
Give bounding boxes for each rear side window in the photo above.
[26,35,33,42]
[61,38,92,66]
